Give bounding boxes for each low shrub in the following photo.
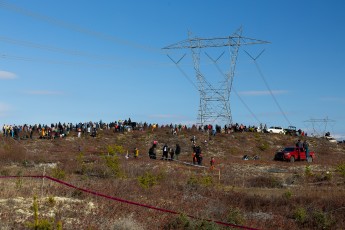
[314,171,332,182]
[293,207,307,224]
[106,144,125,155]
[187,174,213,188]
[46,196,56,207]
[336,162,345,177]
[305,165,313,177]
[257,142,269,151]
[283,190,292,199]
[103,154,122,178]
[227,206,244,225]
[26,195,62,230]
[163,213,221,230]
[138,171,163,189]
[311,210,334,230]
[51,167,66,180]
[247,175,281,188]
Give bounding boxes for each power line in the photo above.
[244,50,292,126]
[0,0,162,54]
[0,52,116,68]
[0,35,168,66]
[0,50,173,69]
[0,35,119,61]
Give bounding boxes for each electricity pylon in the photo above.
[163,27,269,126]
[304,117,336,137]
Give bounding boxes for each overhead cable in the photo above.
[244,50,292,126]
[0,0,162,54]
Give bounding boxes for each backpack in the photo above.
[195,146,201,156]
[149,147,154,155]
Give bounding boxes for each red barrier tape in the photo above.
[0,175,259,230]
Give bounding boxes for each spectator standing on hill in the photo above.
[195,145,202,165]
[296,139,303,149]
[169,147,174,160]
[148,143,157,159]
[210,157,215,170]
[162,144,169,160]
[149,141,158,159]
[303,140,310,161]
[175,144,181,160]
[77,127,81,138]
[191,135,196,144]
[134,147,139,158]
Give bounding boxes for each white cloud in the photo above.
[239,90,288,96]
[0,70,17,79]
[27,90,63,95]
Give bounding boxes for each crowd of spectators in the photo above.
[2,118,305,141]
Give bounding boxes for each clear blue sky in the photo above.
[0,0,344,139]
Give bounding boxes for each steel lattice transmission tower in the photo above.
[163,28,269,126]
[304,117,336,137]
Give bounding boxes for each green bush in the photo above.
[227,206,244,225]
[26,196,62,230]
[283,190,292,199]
[46,196,56,207]
[0,169,9,176]
[187,175,199,187]
[163,214,221,230]
[336,162,345,177]
[312,210,333,229]
[199,175,213,187]
[103,154,122,178]
[248,176,281,188]
[164,213,193,229]
[187,174,213,187]
[138,172,162,189]
[76,152,87,175]
[293,207,307,224]
[305,165,312,177]
[106,144,125,155]
[51,167,66,180]
[314,171,332,182]
[257,142,269,151]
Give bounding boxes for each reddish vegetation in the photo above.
[1,127,345,229]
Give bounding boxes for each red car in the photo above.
[274,146,315,162]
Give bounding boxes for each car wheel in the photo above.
[307,157,313,163]
[290,156,295,163]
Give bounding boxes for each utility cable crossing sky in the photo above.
[244,50,292,126]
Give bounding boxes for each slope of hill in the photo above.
[1,127,345,229]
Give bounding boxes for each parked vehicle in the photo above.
[325,136,337,143]
[284,126,297,136]
[274,146,315,162]
[267,126,285,134]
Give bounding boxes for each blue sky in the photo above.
[0,0,344,139]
